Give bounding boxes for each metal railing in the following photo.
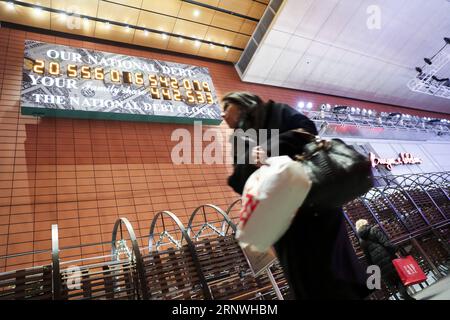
[0,172,449,300]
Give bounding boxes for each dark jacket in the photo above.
[228,101,370,299]
[357,224,399,284]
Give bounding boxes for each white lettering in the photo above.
[366,265,381,290]
[171,129,192,165]
[46,49,59,59]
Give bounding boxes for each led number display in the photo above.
[21,40,221,125]
[30,60,216,105]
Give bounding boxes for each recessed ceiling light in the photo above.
[83,18,88,24]
[209,43,214,49]
[224,46,229,52]
[194,40,201,47]
[125,26,130,32]
[105,22,111,29]
[193,9,200,17]
[60,13,67,21]
[162,33,168,40]
[178,37,184,43]
[7,2,14,10]
[144,30,149,36]
[34,6,43,15]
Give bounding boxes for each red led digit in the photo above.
[202,81,211,92]
[205,92,214,104]
[135,73,144,85]
[173,89,182,101]
[81,66,91,79]
[94,68,104,80]
[160,76,169,87]
[33,60,45,74]
[161,88,171,100]
[183,79,192,90]
[149,74,158,86]
[67,64,77,77]
[110,70,120,82]
[186,90,195,103]
[123,71,133,84]
[150,87,160,99]
[170,77,179,89]
[196,91,205,103]
[49,62,60,75]
[192,80,201,91]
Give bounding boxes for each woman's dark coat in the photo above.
[228,100,370,299]
[357,224,399,284]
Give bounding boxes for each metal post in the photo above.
[265,266,284,300]
[411,238,442,280]
[51,224,62,300]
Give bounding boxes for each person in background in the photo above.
[221,91,370,299]
[355,219,416,300]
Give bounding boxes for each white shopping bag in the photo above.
[235,156,312,252]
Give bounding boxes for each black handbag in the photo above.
[292,129,374,209]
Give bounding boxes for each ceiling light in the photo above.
[297,101,305,109]
[34,6,43,15]
[7,2,14,10]
[144,30,148,36]
[194,40,201,47]
[83,18,89,24]
[193,9,200,17]
[125,26,130,32]
[306,102,313,110]
[224,46,229,52]
[105,22,111,29]
[209,43,214,49]
[178,37,184,43]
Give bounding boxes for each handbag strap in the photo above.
[289,128,331,161]
[289,128,317,141]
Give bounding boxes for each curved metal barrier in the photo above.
[226,198,242,220]
[111,218,149,300]
[148,211,213,300]
[186,204,289,300]
[187,204,237,240]
[363,188,413,241]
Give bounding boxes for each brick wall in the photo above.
[0,26,448,271]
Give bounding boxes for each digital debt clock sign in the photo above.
[20,40,222,125]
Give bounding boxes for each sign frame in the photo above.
[21,40,223,125]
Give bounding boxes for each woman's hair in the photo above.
[221,92,263,112]
[355,219,369,231]
[221,92,264,130]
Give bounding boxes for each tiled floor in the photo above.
[414,276,450,300]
